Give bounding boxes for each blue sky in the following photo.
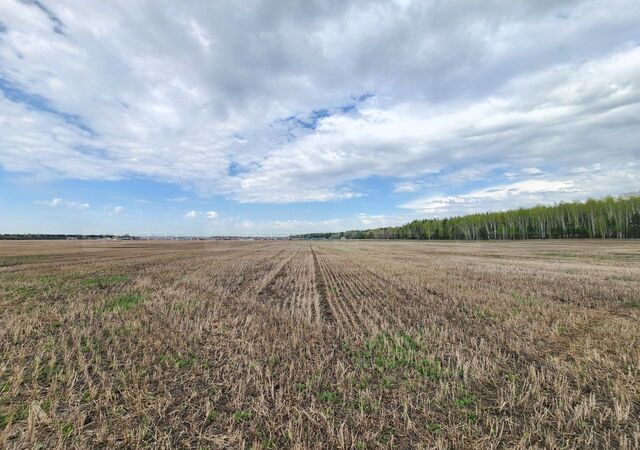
[1,0,639,236]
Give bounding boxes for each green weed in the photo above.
[61,422,73,437]
[85,274,131,289]
[175,357,196,369]
[206,410,219,422]
[104,294,143,311]
[317,390,340,404]
[466,411,479,423]
[233,410,253,422]
[346,332,452,381]
[475,308,495,320]
[623,299,640,308]
[13,285,39,300]
[454,384,476,408]
[38,363,63,382]
[39,275,61,284]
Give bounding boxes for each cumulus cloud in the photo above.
[399,163,640,217]
[0,0,638,210]
[35,198,90,209]
[108,206,124,216]
[234,47,640,202]
[186,210,218,220]
[401,180,576,214]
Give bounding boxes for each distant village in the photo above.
[0,234,290,241]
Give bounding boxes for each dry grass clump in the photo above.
[1,239,639,448]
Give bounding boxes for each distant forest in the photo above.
[292,195,640,240]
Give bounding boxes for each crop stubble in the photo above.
[0,240,639,449]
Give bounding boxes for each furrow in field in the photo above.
[314,246,456,331]
[243,248,295,298]
[313,247,370,335]
[319,257,387,333]
[253,246,329,325]
[291,249,319,323]
[328,259,405,330]
[317,249,409,331]
[312,246,354,333]
[310,246,335,325]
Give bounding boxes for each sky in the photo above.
[0,0,639,236]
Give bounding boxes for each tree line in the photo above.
[292,195,640,240]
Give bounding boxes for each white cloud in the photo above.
[397,170,640,217]
[35,198,64,207]
[391,163,640,219]
[504,167,544,178]
[0,0,639,205]
[394,182,420,193]
[401,179,578,215]
[357,213,406,227]
[233,46,640,202]
[186,210,219,220]
[35,198,90,210]
[108,206,124,216]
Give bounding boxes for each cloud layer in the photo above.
[1,0,639,219]
[35,198,90,210]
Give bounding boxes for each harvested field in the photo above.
[1,240,639,449]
